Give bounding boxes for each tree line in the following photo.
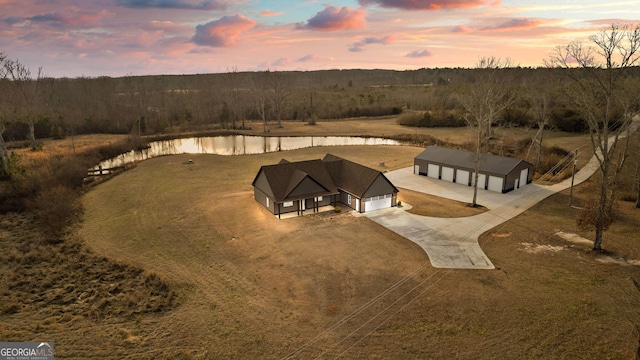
[1,60,619,144]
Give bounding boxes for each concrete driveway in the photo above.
[364,153,601,269]
[364,119,638,269]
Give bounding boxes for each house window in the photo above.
[266,198,270,208]
[283,201,294,207]
[315,196,323,202]
[347,194,352,205]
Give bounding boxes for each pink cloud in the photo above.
[191,14,256,47]
[358,0,493,10]
[349,35,396,52]
[296,6,366,31]
[481,18,541,31]
[406,49,432,58]
[258,10,284,17]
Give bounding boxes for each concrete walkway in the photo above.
[364,119,638,269]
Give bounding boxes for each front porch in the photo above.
[277,205,340,219]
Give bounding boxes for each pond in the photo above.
[90,135,402,174]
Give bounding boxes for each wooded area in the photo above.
[1,64,623,141]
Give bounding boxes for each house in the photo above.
[413,146,534,193]
[252,154,399,218]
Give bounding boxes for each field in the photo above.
[3,118,640,359]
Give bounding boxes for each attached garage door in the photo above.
[365,194,392,212]
[487,175,504,193]
[427,164,439,179]
[441,167,454,182]
[455,169,470,186]
[519,168,528,188]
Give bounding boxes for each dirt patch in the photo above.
[519,242,566,254]
[554,231,594,248]
[490,232,512,238]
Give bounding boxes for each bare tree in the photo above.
[0,52,10,176]
[3,58,45,150]
[458,57,516,207]
[268,70,290,128]
[525,76,554,167]
[546,24,640,251]
[252,70,271,133]
[223,67,243,129]
[633,136,640,209]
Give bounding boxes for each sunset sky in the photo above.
[1,0,638,78]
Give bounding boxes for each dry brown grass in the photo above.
[3,120,639,359]
[398,187,486,217]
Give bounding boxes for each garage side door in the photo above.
[519,168,528,187]
[427,164,439,179]
[455,169,470,186]
[441,167,454,182]
[365,194,392,212]
[487,175,504,193]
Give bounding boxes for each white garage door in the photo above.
[441,167,454,182]
[427,164,439,179]
[487,175,504,193]
[365,194,392,212]
[456,169,470,186]
[472,173,487,189]
[519,168,528,188]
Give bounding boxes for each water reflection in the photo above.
[91,135,401,173]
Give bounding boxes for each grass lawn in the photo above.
[3,119,640,359]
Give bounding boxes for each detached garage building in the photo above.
[414,146,534,193]
[253,154,399,218]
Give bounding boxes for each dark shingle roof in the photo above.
[415,146,532,176]
[253,154,396,202]
[252,159,338,202]
[322,154,395,197]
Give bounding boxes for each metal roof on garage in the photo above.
[415,146,532,176]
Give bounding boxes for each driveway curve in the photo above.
[364,119,638,269]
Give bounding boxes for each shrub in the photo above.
[28,184,80,237]
[550,108,588,133]
[396,111,465,128]
[334,206,341,213]
[308,113,317,125]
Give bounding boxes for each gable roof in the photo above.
[415,146,532,176]
[252,154,397,202]
[322,154,398,197]
[252,159,338,202]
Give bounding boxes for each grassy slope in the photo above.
[78,140,640,359]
